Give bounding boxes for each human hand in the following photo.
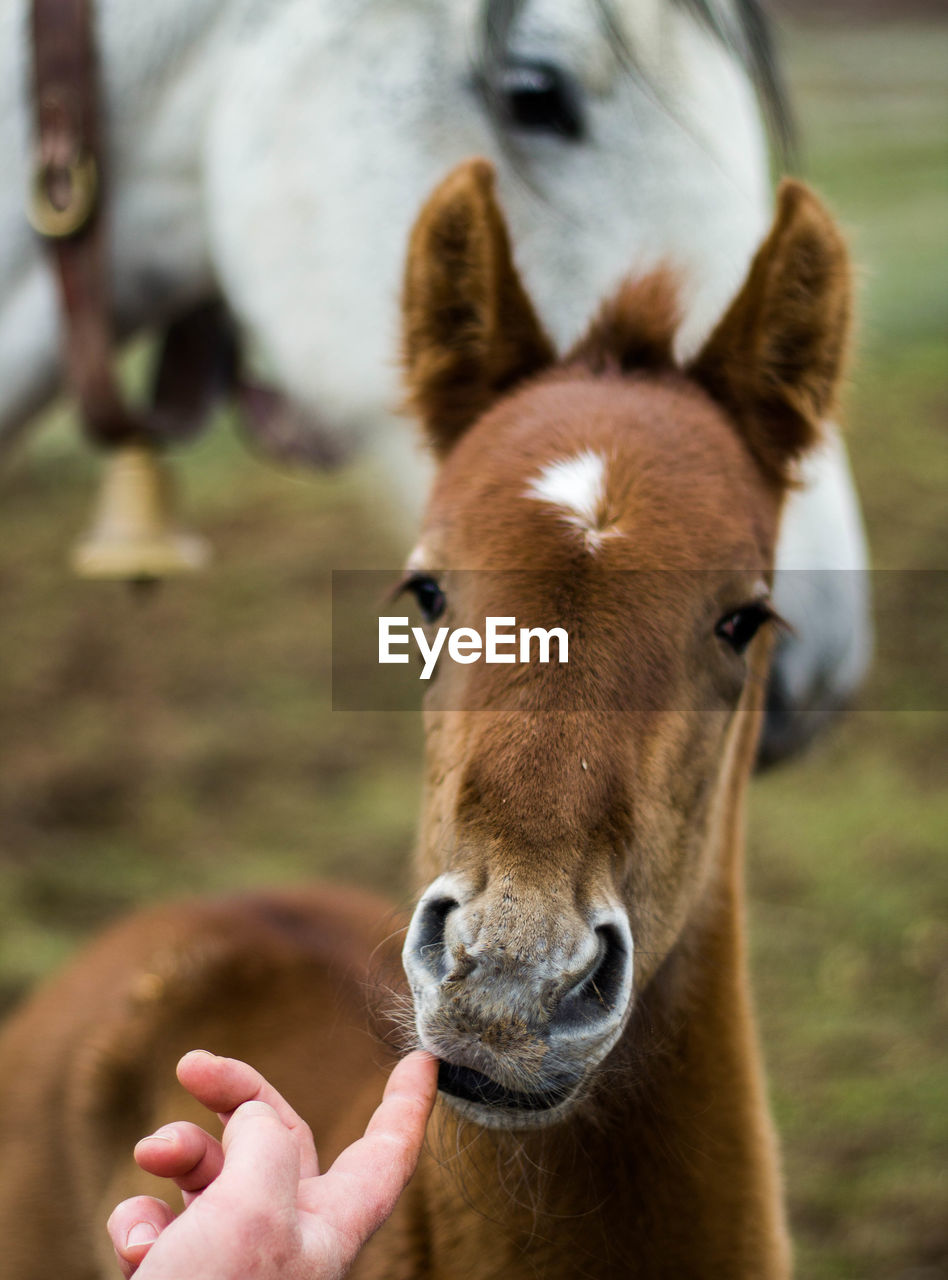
[107,1048,438,1280]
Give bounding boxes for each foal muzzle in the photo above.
[403,873,634,1126]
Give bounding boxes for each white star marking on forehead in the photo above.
[525,450,620,551]
[405,544,430,572]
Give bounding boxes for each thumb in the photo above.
[214,1100,301,1207]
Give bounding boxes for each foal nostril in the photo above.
[558,923,630,1028]
[411,895,459,983]
[588,923,629,1012]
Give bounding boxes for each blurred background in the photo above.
[0,2,945,1276]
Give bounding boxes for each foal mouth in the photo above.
[437,1059,578,1118]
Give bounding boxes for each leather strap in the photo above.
[30,0,140,445]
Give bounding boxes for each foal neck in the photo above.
[387,882,790,1280]
[369,710,791,1280]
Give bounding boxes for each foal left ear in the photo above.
[689,180,852,486]
[402,159,555,458]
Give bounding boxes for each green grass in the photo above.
[750,19,948,1277]
[0,16,946,1280]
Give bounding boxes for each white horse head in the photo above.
[0,0,870,759]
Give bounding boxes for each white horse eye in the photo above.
[496,59,586,140]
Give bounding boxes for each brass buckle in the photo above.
[28,150,98,238]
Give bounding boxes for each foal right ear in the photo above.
[402,159,555,458]
[689,180,852,487]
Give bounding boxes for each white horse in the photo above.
[0,0,870,760]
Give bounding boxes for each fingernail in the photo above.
[176,1048,217,1077]
[133,1130,172,1153]
[126,1222,159,1249]
[236,1099,273,1117]
[147,1126,176,1143]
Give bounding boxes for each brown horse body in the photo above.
[0,161,851,1279]
[0,879,780,1279]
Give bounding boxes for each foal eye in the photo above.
[715,602,777,656]
[497,59,586,140]
[404,575,446,624]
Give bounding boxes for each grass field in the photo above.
[0,16,945,1279]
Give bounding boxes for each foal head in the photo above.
[398,161,851,1128]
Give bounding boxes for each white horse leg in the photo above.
[0,264,61,448]
[0,0,234,453]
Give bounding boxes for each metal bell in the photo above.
[71,443,210,580]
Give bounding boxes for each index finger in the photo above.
[310,1051,438,1246]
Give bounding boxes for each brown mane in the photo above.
[566,266,681,376]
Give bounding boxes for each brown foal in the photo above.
[0,159,851,1279]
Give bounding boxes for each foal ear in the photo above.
[689,180,852,486]
[402,159,555,457]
